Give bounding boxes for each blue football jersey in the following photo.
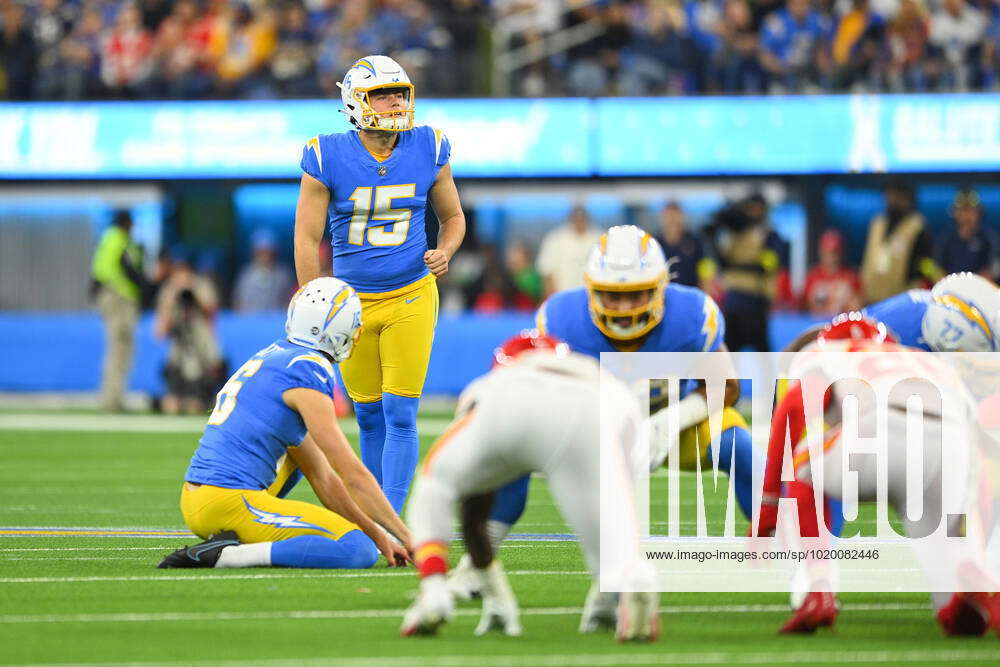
[186,340,337,490]
[538,283,725,357]
[862,289,932,351]
[300,126,451,293]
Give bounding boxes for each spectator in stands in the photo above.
[802,229,862,315]
[886,0,932,91]
[431,0,488,95]
[147,0,216,99]
[1,0,36,99]
[564,1,631,96]
[91,210,146,412]
[269,1,318,97]
[315,0,382,97]
[233,229,295,312]
[536,205,601,297]
[100,2,154,97]
[831,0,886,90]
[859,181,942,304]
[759,0,832,92]
[705,194,789,351]
[211,1,277,97]
[31,0,77,99]
[505,240,543,311]
[472,245,515,313]
[654,201,715,291]
[59,7,105,99]
[935,189,999,279]
[929,0,986,90]
[621,0,699,95]
[155,247,224,415]
[980,0,1000,88]
[709,0,767,93]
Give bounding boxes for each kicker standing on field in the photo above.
[294,55,465,513]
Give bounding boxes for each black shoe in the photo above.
[157,531,240,569]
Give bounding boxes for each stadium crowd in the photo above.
[2,0,999,100]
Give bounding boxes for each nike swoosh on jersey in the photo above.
[405,296,421,304]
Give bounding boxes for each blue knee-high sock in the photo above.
[708,426,760,521]
[270,531,379,569]
[489,474,530,526]
[381,393,419,514]
[355,400,386,485]
[825,496,844,537]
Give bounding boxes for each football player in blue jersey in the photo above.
[158,278,411,570]
[449,225,764,601]
[782,272,1000,354]
[294,55,466,515]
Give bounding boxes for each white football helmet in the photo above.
[285,277,363,363]
[337,55,414,132]
[924,272,1000,352]
[584,225,669,341]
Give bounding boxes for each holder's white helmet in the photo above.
[924,272,1000,352]
[337,56,414,132]
[286,277,363,363]
[584,225,669,341]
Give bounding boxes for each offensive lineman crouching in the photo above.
[401,331,659,640]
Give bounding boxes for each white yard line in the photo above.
[0,602,931,625]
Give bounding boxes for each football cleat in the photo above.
[579,582,619,633]
[780,590,838,634]
[446,553,482,601]
[474,561,522,637]
[616,592,660,642]
[937,592,1000,637]
[401,575,455,637]
[157,531,240,569]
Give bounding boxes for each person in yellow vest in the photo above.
[860,182,943,305]
[91,210,146,412]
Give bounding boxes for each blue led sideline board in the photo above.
[0,94,996,179]
[0,98,591,179]
[595,94,1000,175]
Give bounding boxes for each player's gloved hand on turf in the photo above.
[579,582,619,633]
[474,560,522,637]
[401,574,455,636]
[447,553,482,600]
[423,249,450,277]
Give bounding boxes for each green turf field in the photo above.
[2,414,998,666]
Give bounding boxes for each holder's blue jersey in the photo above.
[538,283,725,357]
[862,289,932,351]
[300,126,451,293]
[186,340,337,490]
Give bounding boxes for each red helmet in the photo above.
[493,330,569,368]
[817,312,896,346]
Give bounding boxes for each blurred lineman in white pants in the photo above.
[401,331,658,641]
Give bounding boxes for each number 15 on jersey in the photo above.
[348,183,416,247]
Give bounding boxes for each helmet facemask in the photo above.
[586,280,667,341]
[342,83,415,132]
